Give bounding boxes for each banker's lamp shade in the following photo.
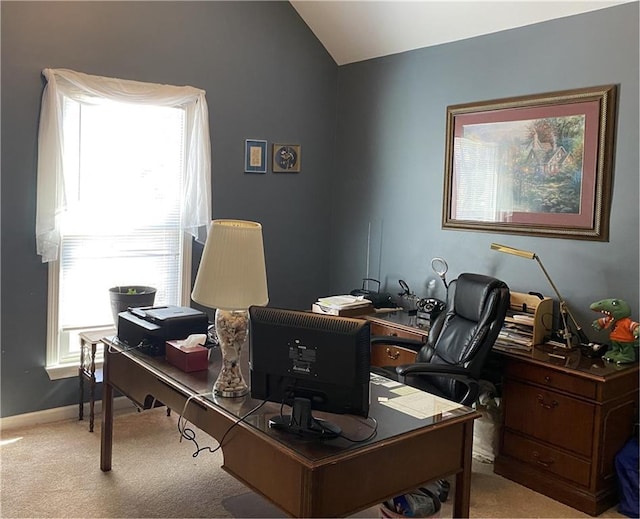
[192,219,269,310]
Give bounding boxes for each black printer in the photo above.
[117,305,209,356]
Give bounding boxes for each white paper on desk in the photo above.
[316,295,372,309]
[381,392,463,419]
[391,386,420,396]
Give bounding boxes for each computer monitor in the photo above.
[248,306,371,439]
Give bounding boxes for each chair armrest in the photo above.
[395,362,472,378]
[394,362,479,406]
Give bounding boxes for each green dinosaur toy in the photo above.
[590,298,639,364]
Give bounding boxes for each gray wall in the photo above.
[331,3,639,342]
[1,1,338,417]
[2,1,638,419]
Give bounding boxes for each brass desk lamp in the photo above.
[491,242,590,350]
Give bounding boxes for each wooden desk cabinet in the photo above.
[494,347,639,516]
[367,313,428,367]
[366,313,639,516]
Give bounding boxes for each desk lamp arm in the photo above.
[533,255,589,346]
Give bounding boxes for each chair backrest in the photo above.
[416,273,510,403]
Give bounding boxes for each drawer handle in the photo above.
[536,394,558,409]
[544,376,551,383]
[532,451,555,467]
[386,348,400,360]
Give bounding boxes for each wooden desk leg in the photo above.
[100,349,113,472]
[453,420,474,518]
[88,343,97,433]
[79,339,85,422]
[78,367,84,421]
[89,376,96,432]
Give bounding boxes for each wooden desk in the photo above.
[493,345,639,516]
[100,336,479,518]
[366,312,640,516]
[366,312,428,367]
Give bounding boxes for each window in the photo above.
[36,69,211,378]
[49,100,189,373]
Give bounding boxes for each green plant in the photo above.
[127,288,138,295]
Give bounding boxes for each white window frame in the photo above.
[36,69,212,379]
[44,235,193,380]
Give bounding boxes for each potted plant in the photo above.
[108,285,157,325]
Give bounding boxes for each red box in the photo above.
[165,340,209,372]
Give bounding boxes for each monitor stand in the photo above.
[268,397,341,439]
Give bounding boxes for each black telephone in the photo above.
[350,278,396,309]
[416,297,445,323]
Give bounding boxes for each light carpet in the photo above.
[0,407,625,518]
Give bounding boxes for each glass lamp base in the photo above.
[213,365,249,398]
[213,309,249,398]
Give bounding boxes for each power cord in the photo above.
[107,339,153,354]
[278,382,379,442]
[177,393,268,458]
[281,402,378,442]
[336,416,378,443]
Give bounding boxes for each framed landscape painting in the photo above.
[442,85,617,241]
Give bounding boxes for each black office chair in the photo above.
[372,273,510,406]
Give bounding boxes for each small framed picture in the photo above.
[272,144,301,173]
[244,139,267,174]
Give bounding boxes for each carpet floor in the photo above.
[0,406,625,518]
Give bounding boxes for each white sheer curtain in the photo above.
[36,68,212,262]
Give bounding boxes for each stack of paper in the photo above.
[494,311,535,354]
[312,295,374,316]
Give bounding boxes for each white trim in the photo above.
[181,233,193,305]
[45,360,104,380]
[0,397,136,432]
[45,235,193,377]
[46,260,60,368]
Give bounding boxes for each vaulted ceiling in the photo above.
[290,1,633,65]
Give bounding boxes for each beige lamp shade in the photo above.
[191,219,269,310]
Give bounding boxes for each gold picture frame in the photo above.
[442,85,617,241]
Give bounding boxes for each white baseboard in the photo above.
[0,397,136,432]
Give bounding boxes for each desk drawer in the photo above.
[502,430,591,487]
[370,323,422,368]
[507,360,597,400]
[503,380,595,457]
[371,344,417,367]
[370,322,425,341]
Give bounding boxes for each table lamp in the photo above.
[490,242,590,350]
[192,219,268,397]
